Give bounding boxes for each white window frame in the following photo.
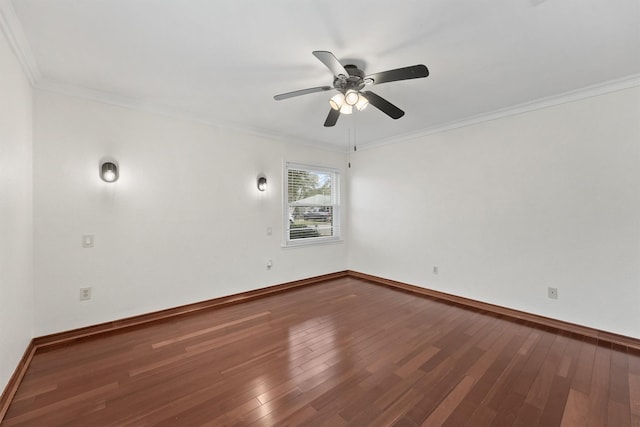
[284,162,341,247]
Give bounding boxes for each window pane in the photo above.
[285,164,340,245]
[288,169,332,204]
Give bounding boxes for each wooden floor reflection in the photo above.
[3,277,639,426]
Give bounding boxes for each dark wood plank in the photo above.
[561,388,590,426]
[587,341,613,427]
[537,374,571,426]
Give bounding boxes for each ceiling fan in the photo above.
[274,51,429,127]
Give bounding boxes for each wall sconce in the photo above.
[100,161,119,182]
[257,175,267,191]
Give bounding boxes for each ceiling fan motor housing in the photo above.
[333,65,366,93]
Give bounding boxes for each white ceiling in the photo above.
[3,0,640,149]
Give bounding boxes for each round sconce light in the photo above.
[100,161,119,182]
[257,175,267,192]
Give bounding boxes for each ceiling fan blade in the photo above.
[312,51,349,78]
[362,91,405,119]
[274,86,332,100]
[365,64,429,85]
[324,108,340,127]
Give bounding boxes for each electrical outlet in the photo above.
[80,287,92,301]
[547,287,558,300]
[82,234,94,248]
[433,266,439,275]
[266,259,273,270]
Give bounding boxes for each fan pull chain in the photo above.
[353,114,357,152]
[347,128,352,168]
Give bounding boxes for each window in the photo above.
[284,162,340,246]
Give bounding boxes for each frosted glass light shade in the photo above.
[344,90,359,106]
[329,93,345,110]
[355,95,369,111]
[257,176,267,191]
[100,161,118,182]
[339,104,353,114]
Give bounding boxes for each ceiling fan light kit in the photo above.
[274,50,429,127]
[329,91,368,115]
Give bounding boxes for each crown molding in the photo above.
[358,73,640,151]
[0,0,41,85]
[37,72,640,154]
[35,78,348,153]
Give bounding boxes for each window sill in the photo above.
[282,237,344,248]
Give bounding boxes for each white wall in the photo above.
[349,88,640,338]
[33,91,348,335]
[0,30,34,389]
[10,50,640,376]
[31,87,640,339]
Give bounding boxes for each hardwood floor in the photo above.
[3,277,639,426]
